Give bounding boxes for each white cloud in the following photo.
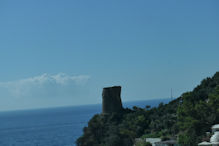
[0,73,90,99]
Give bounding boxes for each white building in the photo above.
[212,124,219,133]
[198,124,219,146]
[145,138,161,146]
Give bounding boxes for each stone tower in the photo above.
[102,86,123,114]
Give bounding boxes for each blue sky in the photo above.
[0,0,218,111]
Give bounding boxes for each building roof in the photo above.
[146,138,161,144]
[198,141,212,145]
[212,124,219,129]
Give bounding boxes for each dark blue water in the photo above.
[0,98,171,146]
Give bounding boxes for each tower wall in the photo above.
[102,86,123,114]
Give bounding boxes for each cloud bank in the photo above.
[0,73,91,110]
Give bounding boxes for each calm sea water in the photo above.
[0,98,171,146]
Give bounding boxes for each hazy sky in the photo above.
[0,0,218,111]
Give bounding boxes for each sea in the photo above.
[0,98,171,146]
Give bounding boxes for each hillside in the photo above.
[76,72,219,146]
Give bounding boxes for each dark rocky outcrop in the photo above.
[102,86,123,114]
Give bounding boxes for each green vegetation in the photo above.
[177,72,219,145]
[76,72,219,146]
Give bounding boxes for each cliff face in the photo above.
[102,86,123,114]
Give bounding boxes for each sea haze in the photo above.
[0,98,171,146]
